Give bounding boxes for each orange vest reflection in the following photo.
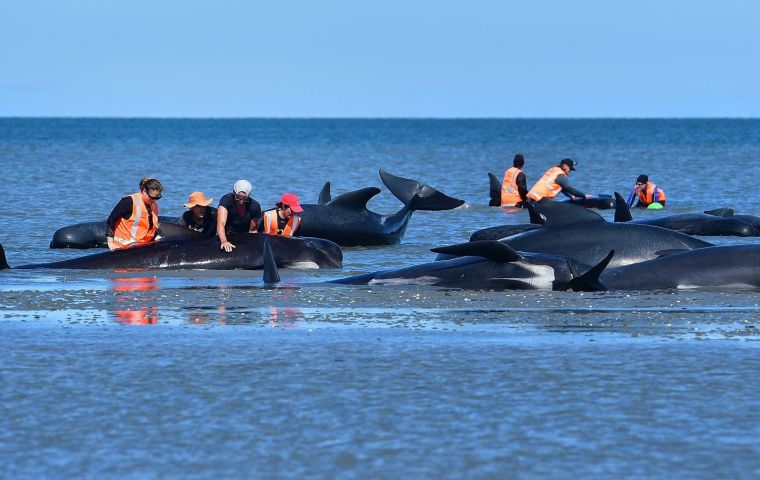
[111,277,159,325]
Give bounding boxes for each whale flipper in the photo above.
[431,240,523,263]
[262,238,280,284]
[325,187,382,210]
[526,201,546,225]
[488,172,502,206]
[317,182,331,205]
[614,192,633,222]
[379,170,464,211]
[565,250,614,292]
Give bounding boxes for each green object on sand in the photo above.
[647,202,664,210]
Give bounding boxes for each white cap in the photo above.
[233,179,252,195]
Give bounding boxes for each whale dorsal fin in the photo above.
[317,182,331,205]
[704,208,734,217]
[488,173,502,206]
[613,192,633,222]
[262,237,280,284]
[325,187,382,210]
[431,240,523,263]
[533,199,604,229]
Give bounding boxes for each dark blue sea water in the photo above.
[1,119,760,478]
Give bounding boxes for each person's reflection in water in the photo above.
[268,307,303,328]
[111,276,159,325]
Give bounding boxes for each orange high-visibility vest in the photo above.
[637,182,667,206]
[501,167,524,206]
[527,166,564,201]
[112,193,159,248]
[263,210,301,236]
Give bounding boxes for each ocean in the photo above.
[1,118,759,478]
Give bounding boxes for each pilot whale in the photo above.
[264,240,613,292]
[613,192,760,237]
[50,216,202,249]
[601,245,760,290]
[441,200,712,268]
[296,170,464,246]
[1,234,342,271]
[488,173,616,209]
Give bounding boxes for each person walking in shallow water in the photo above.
[501,154,528,207]
[216,179,262,252]
[527,158,592,203]
[106,177,163,251]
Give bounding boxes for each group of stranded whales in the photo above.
[4,170,760,292]
[50,170,465,249]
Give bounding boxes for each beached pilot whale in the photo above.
[601,245,760,291]
[50,216,202,249]
[612,192,760,237]
[265,240,613,291]
[2,234,342,271]
[296,170,465,246]
[440,199,713,268]
[488,172,616,209]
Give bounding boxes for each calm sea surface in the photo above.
[1,119,759,478]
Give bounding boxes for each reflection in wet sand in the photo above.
[111,277,159,325]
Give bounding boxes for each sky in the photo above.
[1,0,758,117]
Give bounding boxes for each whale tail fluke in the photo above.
[379,170,464,212]
[488,173,502,206]
[0,243,10,270]
[613,192,633,222]
[565,250,614,292]
[262,238,280,285]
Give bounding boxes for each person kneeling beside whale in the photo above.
[258,193,304,237]
[106,177,163,251]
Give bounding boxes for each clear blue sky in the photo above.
[1,0,758,117]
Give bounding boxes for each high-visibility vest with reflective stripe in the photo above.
[113,193,159,248]
[636,182,667,206]
[501,167,523,206]
[263,210,300,236]
[527,166,564,201]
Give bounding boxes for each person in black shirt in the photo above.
[216,179,262,252]
[180,191,217,236]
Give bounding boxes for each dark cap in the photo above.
[513,153,525,168]
[560,158,576,171]
[636,174,648,184]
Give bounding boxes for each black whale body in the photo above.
[50,216,202,249]
[296,170,464,246]
[601,245,760,290]
[440,200,713,268]
[613,192,760,237]
[328,240,613,292]
[2,234,342,271]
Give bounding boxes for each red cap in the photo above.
[279,193,303,212]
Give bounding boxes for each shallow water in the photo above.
[1,119,760,478]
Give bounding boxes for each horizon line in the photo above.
[1,115,759,120]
